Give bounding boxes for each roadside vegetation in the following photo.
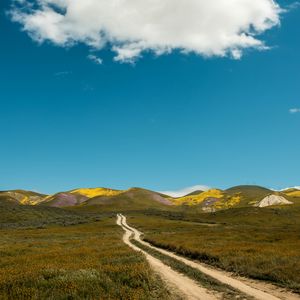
[131,240,251,299]
[0,215,173,299]
[128,205,300,294]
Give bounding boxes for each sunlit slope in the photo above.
[70,188,122,198]
[82,188,173,211]
[281,188,300,206]
[41,187,172,210]
[225,185,273,206]
[226,185,299,207]
[172,189,224,205]
[42,188,123,207]
[171,189,241,211]
[2,185,299,211]
[0,190,46,205]
[184,190,204,197]
[170,185,297,211]
[282,188,300,198]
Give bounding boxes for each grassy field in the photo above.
[127,206,300,293]
[1,187,300,298]
[0,197,101,229]
[0,216,173,300]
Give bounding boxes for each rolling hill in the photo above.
[1,185,299,212]
[41,192,89,207]
[82,188,173,211]
[40,188,123,207]
[0,194,99,229]
[70,187,122,198]
[36,187,173,211]
[169,185,299,211]
[282,188,300,198]
[225,185,274,205]
[0,190,46,205]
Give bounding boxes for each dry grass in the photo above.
[0,217,171,300]
[128,207,300,293]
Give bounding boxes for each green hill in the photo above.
[40,187,172,211]
[225,185,274,206]
[0,190,46,205]
[82,188,173,211]
[184,190,204,197]
[2,185,299,212]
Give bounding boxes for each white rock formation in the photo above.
[255,195,293,208]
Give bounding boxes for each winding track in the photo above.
[116,214,297,300]
[117,214,217,300]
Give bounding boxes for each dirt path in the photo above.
[116,214,217,300]
[119,214,300,300]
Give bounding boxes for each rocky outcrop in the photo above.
[255,195,293,208]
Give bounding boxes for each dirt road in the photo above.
[117,214,217,300]
[117,214,299,300]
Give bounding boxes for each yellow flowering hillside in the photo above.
[171,189,241,211]
[70,188,123,198]
[172,189,224,206]
[283,189,300,198]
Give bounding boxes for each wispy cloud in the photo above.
[160,185,210,198]
[87,54,103,65]
[54,71,72,77]
[286,1,300,11]
[289,108,300,114]
[10,0,282,63]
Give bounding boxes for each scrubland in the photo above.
[1,187,300,298]
[128,206,300,293]
[0,217,171,300]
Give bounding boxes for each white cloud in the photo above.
[279,186,300,191]
[10,0,282,63]
[289,108,300,114]
[160,185,210,198]
[87,54,103,65]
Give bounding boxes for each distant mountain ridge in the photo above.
[1,185,299,211]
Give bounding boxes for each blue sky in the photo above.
[1,0,300,194]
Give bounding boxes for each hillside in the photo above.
[41,192,89,207]
[170,185,299,212]
[183,190,204,197]
[282,188,300,198]
[0,190,46,205]
[40,188,123,207]
[82,188,173,211]
[1,185,299,212]
[39,187,172,211]
[70,187,122,198]
[225,185,273,205]
[0,195,99,229]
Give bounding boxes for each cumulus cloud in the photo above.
[160,185,210,198]
[10,0,282,62]
[289,108,300,114]
[87,54,103,65]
